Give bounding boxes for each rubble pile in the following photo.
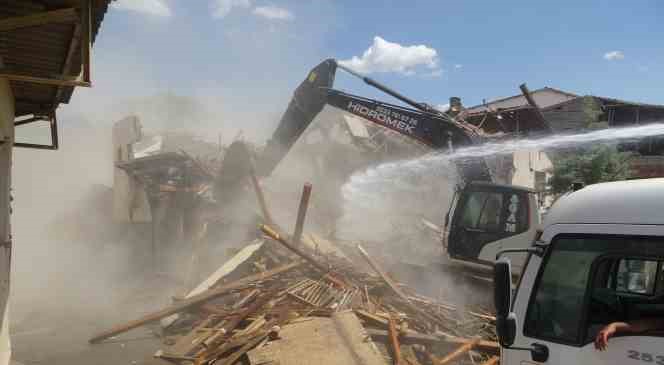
[89,219,498,365]
[102,115,499,364]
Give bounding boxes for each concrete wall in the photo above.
[511,149,553,207]
[0,77,14,364]
[112,116,151,223]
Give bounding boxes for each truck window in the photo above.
[524,235,664,346]
[458,190,527,233]
[614,259,659,295]
[459,191,502,231]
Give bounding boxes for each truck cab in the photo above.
[443,182,539,273]
[494,178,664,365]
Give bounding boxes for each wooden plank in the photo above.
[80,0,91,83]
[402,346,424,365]
[519,83,551,132]
[158,316,221,360]
[357,245,409,301]
[388,316,402,365]
[0,8,77,31]
[260,224,346,288]
[365,329,499,353]
[356,309,389,327]
[213,332,269,365]
[250,165,274,225]
[202,291,275,351]
[0,73,89,87]
[357,245,442,326]
[161,240,263,328]
[54,23,81,102]
[292,183,312,246]
[480,355,499,365]
[435,338,479,365]
[88,261,301,344]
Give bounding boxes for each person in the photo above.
[595,319,664,351]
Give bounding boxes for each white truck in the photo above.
[494,178,664,364]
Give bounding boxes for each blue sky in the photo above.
[63,0,663,138]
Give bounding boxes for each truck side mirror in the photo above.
[494,258,516,347]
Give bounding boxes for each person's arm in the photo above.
[595,319,664,351]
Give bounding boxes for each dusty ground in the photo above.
[11,273,165,365]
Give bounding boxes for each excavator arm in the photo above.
[255,58,492,182]
[217,58,542,270]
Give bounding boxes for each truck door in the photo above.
[506,234,664,365]
[447,186,530,264]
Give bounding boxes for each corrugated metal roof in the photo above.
[0,0,111,117]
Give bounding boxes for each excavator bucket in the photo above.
[255,59,337,176]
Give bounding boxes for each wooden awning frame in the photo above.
[0,0,92,88]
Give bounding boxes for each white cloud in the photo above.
[454,64,463,69]
[211,0,251,18]
[435,103,450,112]
[604,50,625,61]
[339,36,440,76]
[112,0,172,17]
[252,5,294,21]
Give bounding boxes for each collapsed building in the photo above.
[457,87,664,207]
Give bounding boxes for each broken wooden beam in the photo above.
[250,165,275,225]
[364,329,499,353]
[357,245,409,302]
[388,316,402,365]
[519,83,551,132]
[480,355,499,365]
[260,224,346,287]
[89,261,301,344]
[292,183,312,246]
[213,331,269,365]
[356,245,442,327]
[434,338,479,365]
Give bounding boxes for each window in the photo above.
[460,191,503,231]
[615,259,659,295]
[525,235,664,346]
[458,190,528,234]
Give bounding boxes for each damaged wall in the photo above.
[112,116,151,223]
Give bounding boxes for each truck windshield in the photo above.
[524,235,664,346]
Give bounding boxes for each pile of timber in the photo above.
[88,222,498,365]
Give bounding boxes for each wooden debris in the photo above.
[88,261,301,344]
[99,179,501,365]
[260,224,346,287]
[357,244,446,329]
[480,355,499,365]
[292,183,312,246]
[250,164,275,225]
[434,338,480,365]
[388,315,402,365]
[364,329,499,353]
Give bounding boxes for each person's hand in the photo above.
[595,323,618,351]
